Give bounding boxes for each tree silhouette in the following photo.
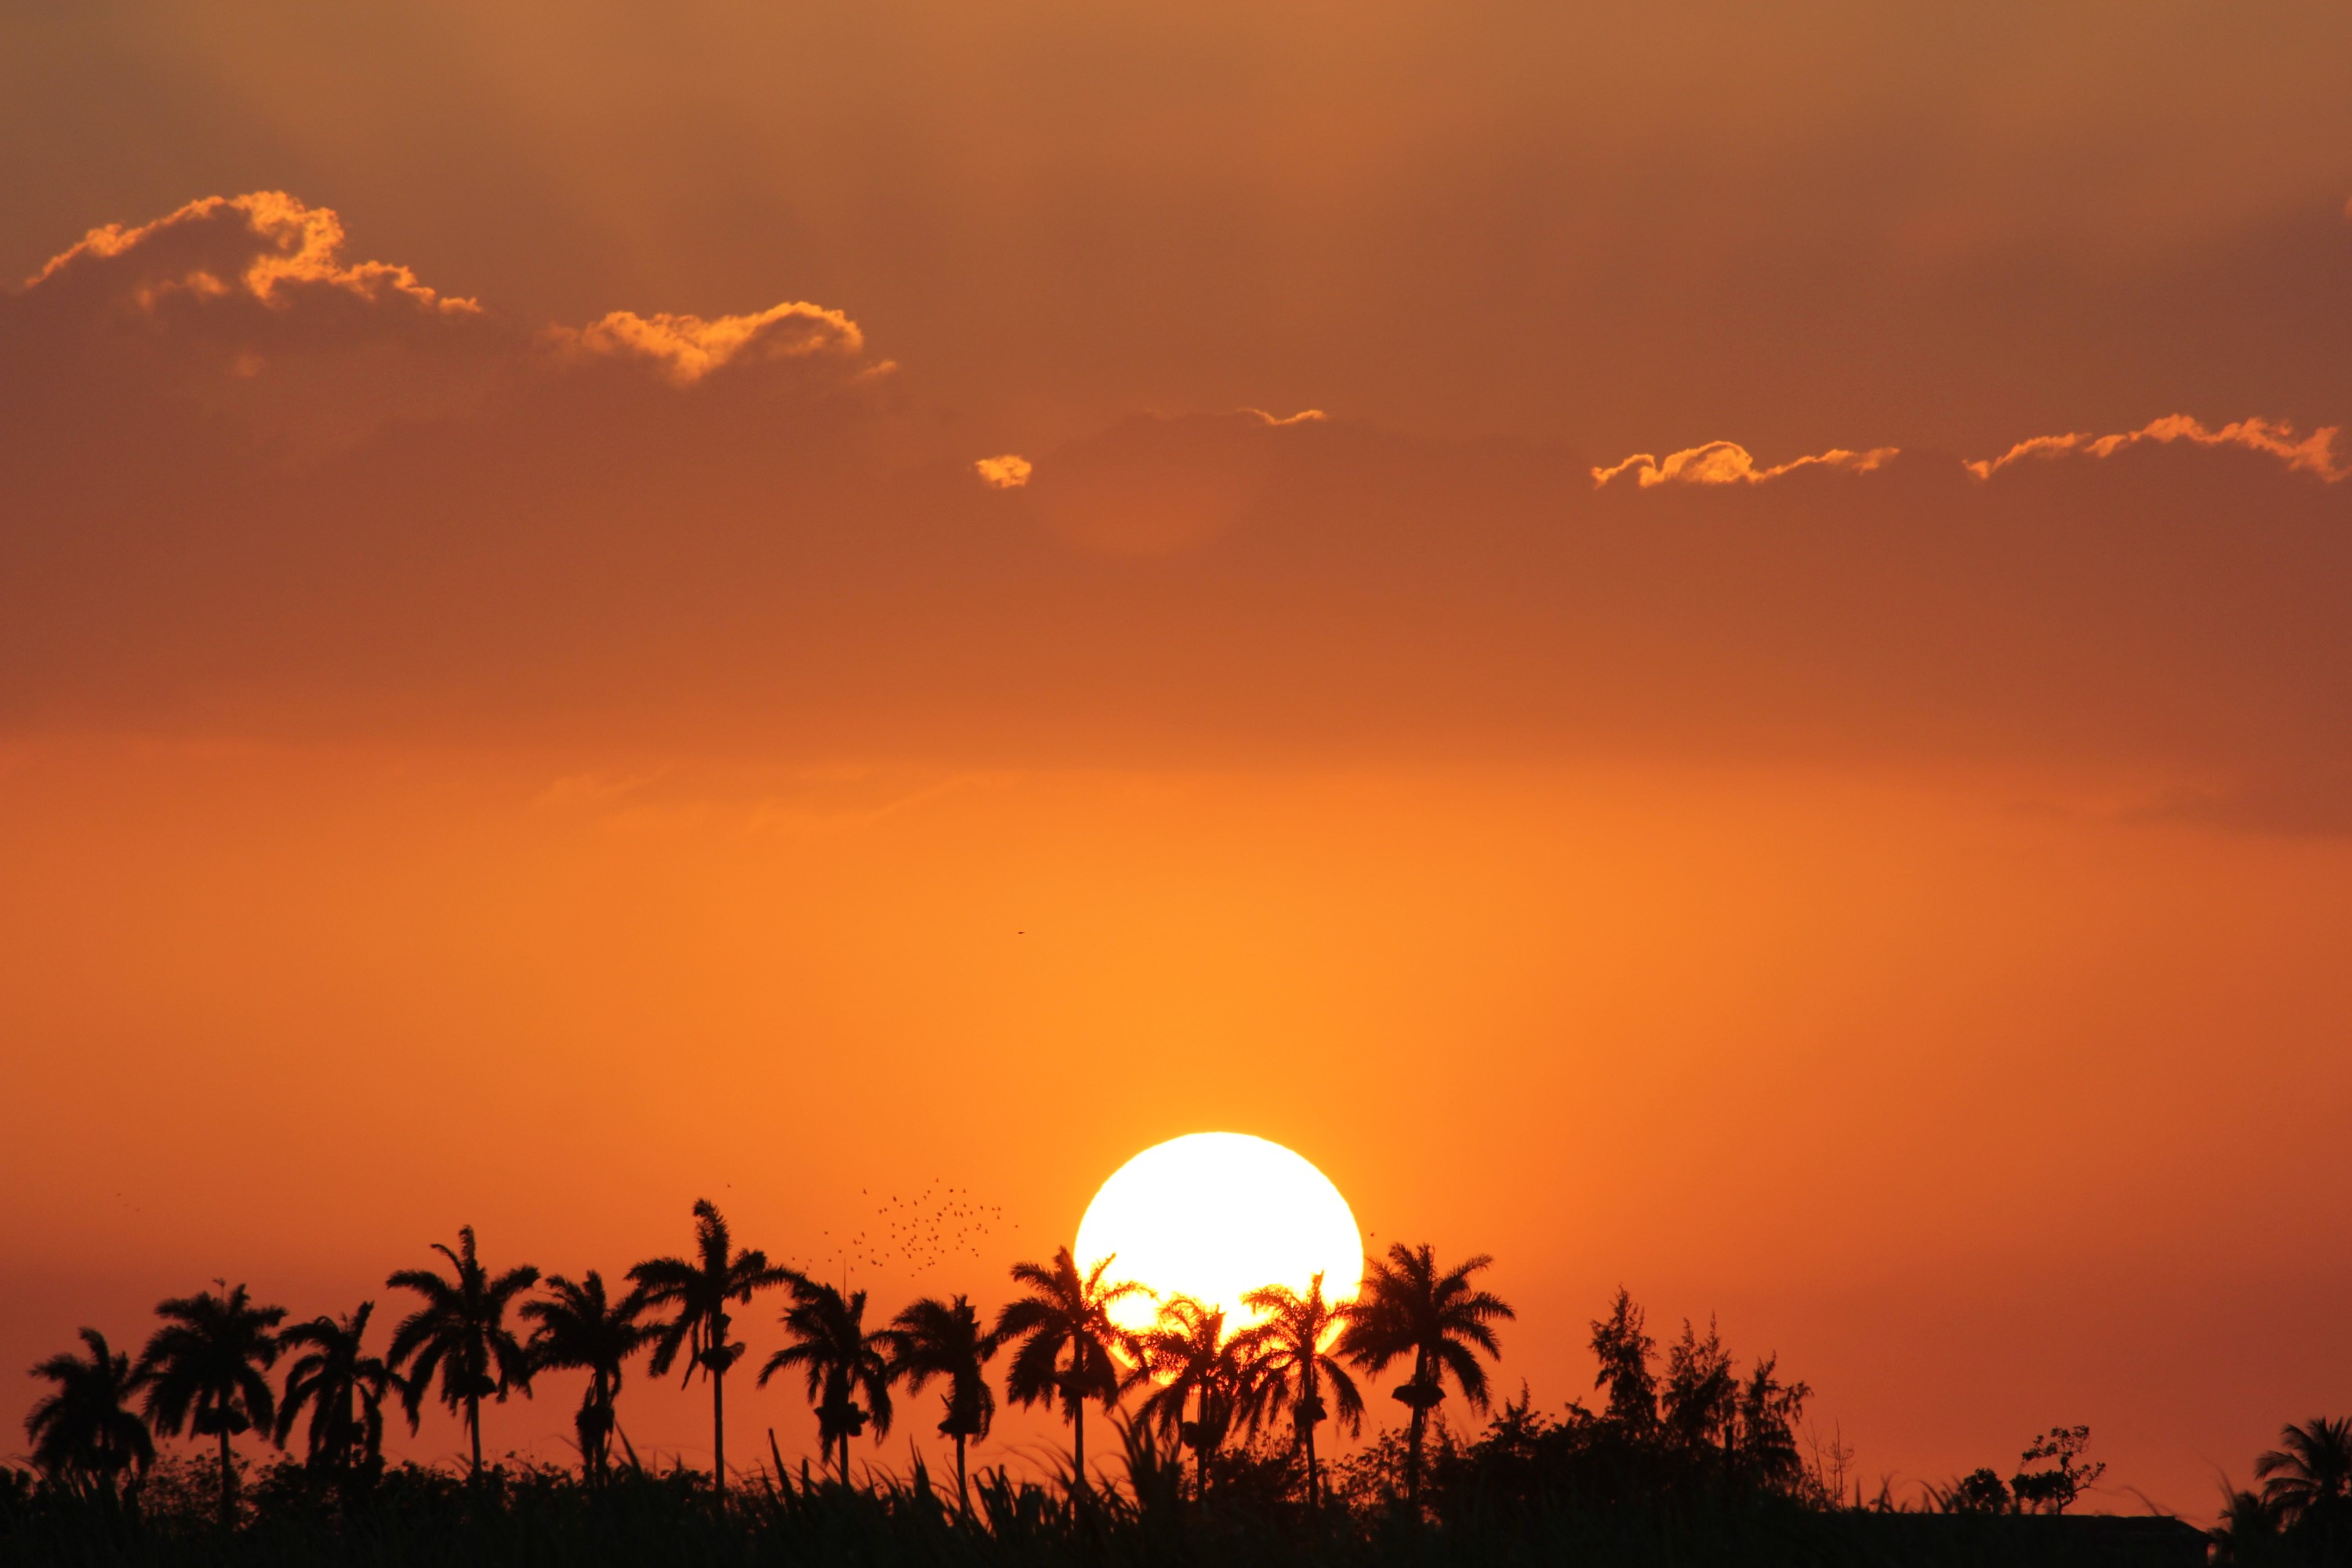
[521,1272,652,1484]
[1238,1272,1363,1508]
[136,1283,285,1529]
[1131,1295,1259,1502]
[2258,1416,2352,1544]
[630,1200,789,1497]
[1587,1288,1660,1438]
[887,1294,999,1517]
[386,1227,538,1483]
[274,1302,408,1477]
[996,1247,1144,1493]
[25,1329,154,1497]
[763,1276,895,1486]
[1338,1243,1512,1508]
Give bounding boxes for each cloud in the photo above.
[975,454,1033,488]
[540,301,876,387]
[1964,415,2346,483]
[23,191,477,318]
[1592,440,1899,489]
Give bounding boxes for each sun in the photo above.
[1073,1132,1363,1341]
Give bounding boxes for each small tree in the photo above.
[2011,1425,2103,1514]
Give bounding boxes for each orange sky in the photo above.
[3,0,2350,1517]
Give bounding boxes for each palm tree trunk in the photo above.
[1069,1343,1087,1494]
[956,1432,970,1519]
[1305,1417,1320,1509]
[713,1362,727,1497]
[1404,1345,1429,1508]
[217,1420,234,1530]
[468,1388,484,1480]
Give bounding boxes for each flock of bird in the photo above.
[811,1181,1018,1280]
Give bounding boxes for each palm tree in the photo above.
[1131,1295,1260,1501]
[386,1226,539,1481]
[762,1276,896,1486]
[2258,1417,2352,1535]
[26,1329,154,1497]
[888,1294,999,1517]
[629,1199,789,1497]
[1338,1242,1513,1508]
[274,1302,407,1476]
[1239,1272,1364,1508]
[996,1247,1145,1492]
[136,1283,286,1529]
[522,1272,654,1483]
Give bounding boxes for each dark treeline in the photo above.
[5,1199,2342,1565]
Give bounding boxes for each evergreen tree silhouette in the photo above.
[25,1328,154,1497]
[629,1200,789,1497]
[2259,1417,2352,1548]
[1338,1243,1512,1508]
[274,1302,408,1477]
[996,1247,1143,1494]
[1131,1294,1258,1502]
[521,1272,653,1484]
[887,1294,999,1517]
[386,1227,538,1483]
[762,1276,895,1486]
[1238,1272,1363,1508]
[135,1283,286,1529]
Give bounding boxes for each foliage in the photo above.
[384,1228,538,1480]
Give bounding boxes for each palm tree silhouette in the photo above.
[996,1247,1144,1494]
[521,1272,653,1484]
[887,1294,999,1517]
[1338,1242,1513,1508]
[274,1302,408,1477]
[1239,1272,1364,1508]
[763,1276,896,1486]
[1131,1295,1259,1502]
[136,1283,286,1529]
[26,1328,154,1498]
[386,1227,539,1482]
[2258,1417,2352,1536]
[629,1199,789,1497]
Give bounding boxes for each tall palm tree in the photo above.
[629,1199,789,1497]
[1239,1272,1364,1508]
[1132,1295,1260,1502]
[522,1272,654,1483]
[996,1247,1145,1492]
[2258,1417,2352,1532]
[762,1276,896,1486]
[386,1227,539,1481]
[274,1302,407,1475]
[888,1294,999,1517]
[26,1329,154,1497]
[1338,1243,1513,1508]
[136,1283,286,1529]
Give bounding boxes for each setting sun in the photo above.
[1073,1132,1363,1341]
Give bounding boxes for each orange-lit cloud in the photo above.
[975,453,1033,488]
[541,301,874,387]
[1592,440,1899,489]
[25,191,477,315]
[1964,414,2347,483]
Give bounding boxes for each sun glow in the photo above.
[1073,1132,1363,1342]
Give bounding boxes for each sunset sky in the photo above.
[4,0,2350,1515]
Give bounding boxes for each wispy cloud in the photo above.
[1592,441,1898,489]
[541,302,873,387]
[1964,415,2345,483]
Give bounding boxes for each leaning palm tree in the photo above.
[888,1294,999,1517]
[629,1199,789,1497]
[1338,1243,1513,1508]
[522,1272,654,1483]
[1239,1272,1364,1508]
[763,1276,896,1486]
[26,1329,154,1497]
[274,1302,408,1476]
[386,1227,539,1481]
[996,1247,1145,1492]
[1132,1295,1261,1502]
[2259,1417,2352,1532]
[136,1283,286,1529]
